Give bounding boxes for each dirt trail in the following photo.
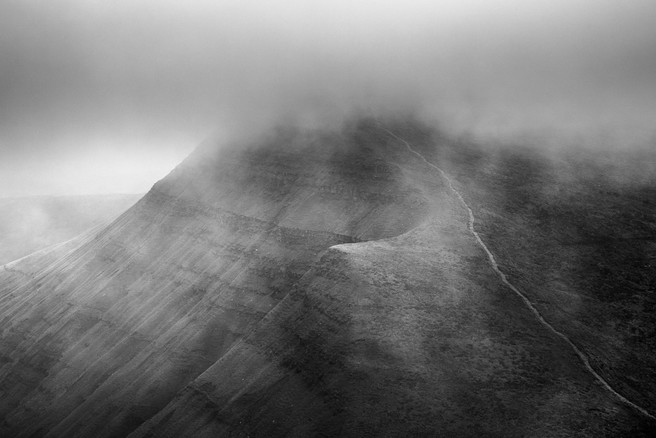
[382,127,656,421]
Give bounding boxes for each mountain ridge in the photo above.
[1,119,654,436]
[0,120,435,437]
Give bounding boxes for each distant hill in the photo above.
[0,194,141,265]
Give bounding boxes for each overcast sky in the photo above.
[1,0,655,196]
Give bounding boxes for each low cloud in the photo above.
[1,0,655,195]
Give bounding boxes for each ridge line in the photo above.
[381,127,655,421]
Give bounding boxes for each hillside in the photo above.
[0,119,654,437]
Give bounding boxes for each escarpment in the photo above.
[1,119,654,437]
[0,121,431,437]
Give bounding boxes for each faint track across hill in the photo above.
[381,127,656,421]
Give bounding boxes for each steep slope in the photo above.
[0,121,427,437]
[0,194,141,265]
[1,119,654,437]
[129,122,655,437]
[429,136,656,416]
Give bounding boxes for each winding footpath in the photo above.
[382,127,656,421]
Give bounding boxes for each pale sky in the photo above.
[1,0,655,196]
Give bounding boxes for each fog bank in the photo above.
[1,0,655,195]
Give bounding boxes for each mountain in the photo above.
[0,119,654,437]
[0,194,141,265]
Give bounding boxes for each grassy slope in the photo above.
[131,122,655,437]
[431,135,656,418]
[0,122,428,438]
[1,120,654,437]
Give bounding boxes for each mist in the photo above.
[1,0,655,196]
